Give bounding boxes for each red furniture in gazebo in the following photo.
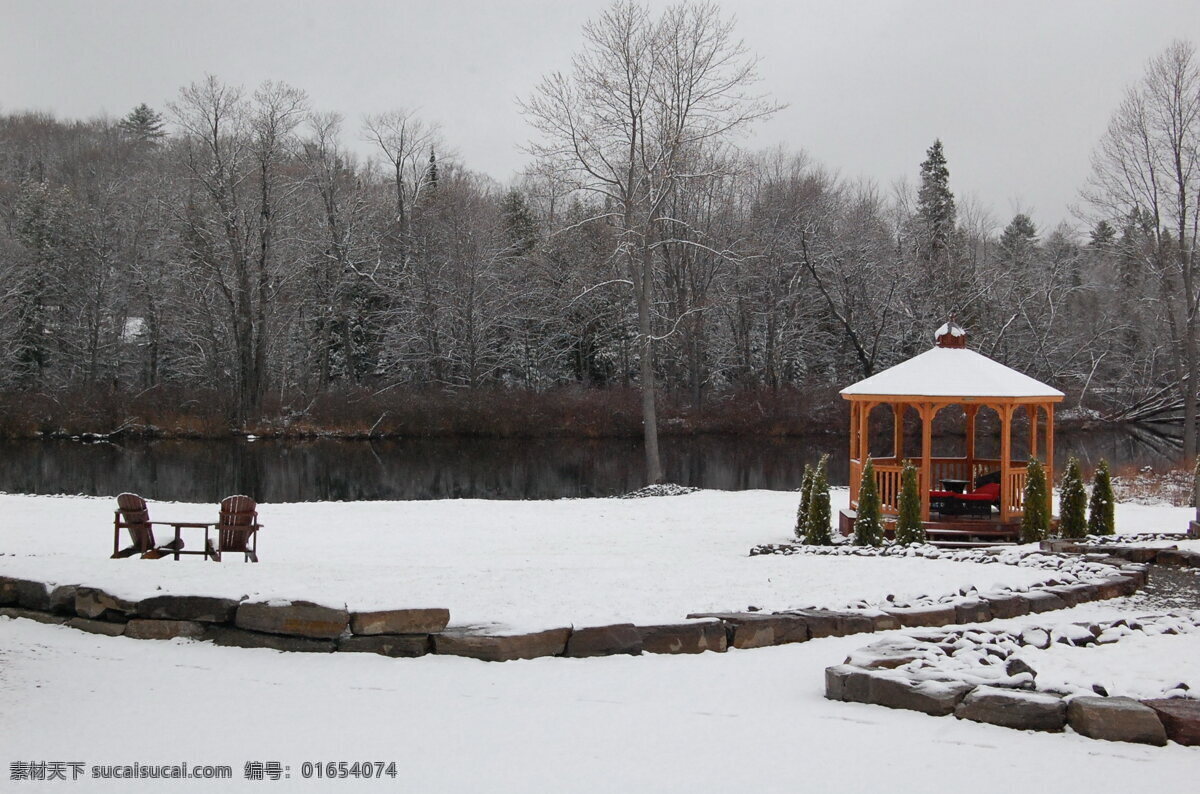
[839,322,1064,540]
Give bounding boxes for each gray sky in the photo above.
[3,0,1199,232]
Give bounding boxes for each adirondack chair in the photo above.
[205,495,262,562]
[111,493,206,560]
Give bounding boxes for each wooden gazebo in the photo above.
[839,322,1064,536]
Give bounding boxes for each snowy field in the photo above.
[3,489,1198,791]
[0,489,1122,628]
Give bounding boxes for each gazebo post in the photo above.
[849,400,859,506]
[1045,403,1055,517]
[999,404,1013,523]
[920,402,933,521]
[893,402,905,461]
[965,404,977,485]
[1027,404,1039,462]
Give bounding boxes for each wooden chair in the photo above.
[205,495,262,562]
[112,493,206,560]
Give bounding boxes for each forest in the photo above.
[0,4,1196,463]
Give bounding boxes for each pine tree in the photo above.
[1021,458,1050,543]
[1087,459,1116,536]
[794,463,814,540]
[804,455,832,546]
[1058,456,1087,538]
[853,458,883,546]
[118,103,166,143]
[917,139,957,257]
[427,148,439,190]
[895,460,925,545]
[999,213,1039,257]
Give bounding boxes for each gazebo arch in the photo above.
[839,322,1064,538]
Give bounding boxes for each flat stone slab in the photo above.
[638,621,727,654]
[1044,584,1097,607]
[861,610,900,631]
[205,626,335,653]
[955,685,1066,731]
[337,634,431,658]
[350,608,450,636]
[884,605,957,628]
[137,595,240,623]
[868,673,973,716]
[686,612,809,648]
[825,664,873,703]
[982,593,1029,619]
[74,587,137,620]
[433,628,571,662]
[12,579,50,611]
[124,619,206,640]
[66,617,126,636]
[1141,699,1200,746]
[564,624,642,657]
[844,647,923,670]
[1023,591,1068,613]
[236,600,349,639]
[954,600,992,624]
[1,607,67,626]
[1067,696,1167,745]
[47,585,79,615]
[1155,549,1200,568]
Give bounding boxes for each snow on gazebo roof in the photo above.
[840,323,1065,400]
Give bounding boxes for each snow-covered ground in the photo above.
[0,489,1117,629]
[2,489,1197,791]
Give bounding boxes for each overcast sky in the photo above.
[3,0,1199,232]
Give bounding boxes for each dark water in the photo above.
[0,426,1182,503]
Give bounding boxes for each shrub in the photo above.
[1021,458,1050,543]
[895,460,926,545]
[853,458,883,547]
[804,454,832,546]
[794,463,814,540]
[1087,459,1116,536]
[1058,456,1087,539]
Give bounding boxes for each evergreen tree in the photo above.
[794,463,814,540]
[916,139,957,256]
[1087,459,1116,536]
[894,460,925,545]
[118,103,166,142]
[1058,456,1087,538]
[427,148,438,190]
[1088,219,1116,249]
[804,454,832,546]
[500,189,539,258]
[999,213,1039,257]
[853,458,883,546]
[1021,458,1050,543]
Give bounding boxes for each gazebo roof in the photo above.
[840,346,1065,400]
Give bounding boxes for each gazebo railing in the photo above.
[851,457,1029,517]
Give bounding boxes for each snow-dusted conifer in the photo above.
[895,460,925,545]
[1021,458,1050,543]
[853,458,883,547]
[795,463,814,540]
[1058,456,1087,539]
[1087,459,1116,536]
[804,455,832,546]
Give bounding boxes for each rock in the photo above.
[0,576,19,605]
[2,607,68,625]
[564,624,642,657]
[1093,578,1127,601]
[13,579,50,610]
[954,599,992,624]
[74,587,137,620]
[433,627,570,662]
[825,664,873,703]
[861,609,901,631]
[784,609,840,638]
[66,617,126,636]
[1005,657,1037,679]
[1188,520,1200,539]
[1045,584,1098,607]
[868,674,974,716]
[47,585,79,615]
[884,605,957,628]
[235,600,349,639]
[124,619,206,640]
[844,646,924,670]
[1142,699,1200,746]
[1067,696,1168,745]
[982,593,1029,619]
[349,608,450,636]
[337,634,431,658]
[1113,547,1159,564]
[137,595,240,623]
[205,626,335,653]
[954,685,1066,731]
[1155,549,1200,568]
[638,621,728,654]
[687,612,809,648]
[1023,591,1068,614]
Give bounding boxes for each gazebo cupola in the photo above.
[839,322,1064,528]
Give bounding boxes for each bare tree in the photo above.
[523,0,777,482]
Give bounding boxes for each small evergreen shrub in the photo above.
[804,454,832,546]
[795,463,814,540]
[1021,458,1050,543]
[1087,459,1116,536]
[853,458,883,547]
[1058,456,1087,539]
[894,459,926,545]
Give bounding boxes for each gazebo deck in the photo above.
[838,508,1023,548]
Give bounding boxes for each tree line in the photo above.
[0,3,1196,459]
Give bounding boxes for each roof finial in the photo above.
[935,316,967,348]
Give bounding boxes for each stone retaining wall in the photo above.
[0,549,1148,662]
[826,614,1200,746]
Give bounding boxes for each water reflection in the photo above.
[0,428,1180,503]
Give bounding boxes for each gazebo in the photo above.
[839,322,1064,539]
